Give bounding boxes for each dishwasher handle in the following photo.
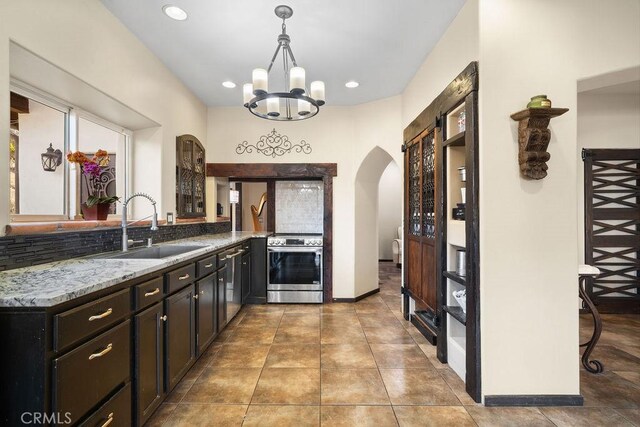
[225,249,245,260]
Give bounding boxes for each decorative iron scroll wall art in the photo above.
[236,128,312,158]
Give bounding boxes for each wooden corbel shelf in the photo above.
[510,107,569,179]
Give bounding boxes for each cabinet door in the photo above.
[248,237,267,303]
[241,253,251,304]
[165,284,196,392]
[196,275,216,355]
[134,302,164,426]
[217,266,227,330]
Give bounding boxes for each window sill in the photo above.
[5,216,221,236]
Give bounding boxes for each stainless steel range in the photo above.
[267,234,323,303]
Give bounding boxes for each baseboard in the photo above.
[484,395,584,407]
[333,288,380,303]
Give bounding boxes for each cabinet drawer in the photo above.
[134,277,164,310]
[54,288,130,352]
[165,263,196,294]
[53,320,130,424]
[197,255,217,278]
[79,382,131,427]
[242,241,251,252]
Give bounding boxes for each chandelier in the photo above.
[242,5,325,121]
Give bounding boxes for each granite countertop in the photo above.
[0,231,270,308]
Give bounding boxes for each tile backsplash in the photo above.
[0,221,231,271]
[276,181,324,234]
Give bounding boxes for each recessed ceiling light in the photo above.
[345,81,359,88]
[222,81,237,89]
[162,5,187,21]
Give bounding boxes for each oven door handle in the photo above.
[267,247,323,253]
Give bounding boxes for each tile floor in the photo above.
[147,262,640,426]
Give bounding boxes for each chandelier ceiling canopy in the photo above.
[243,5,325,121]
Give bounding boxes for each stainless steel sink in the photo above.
[98,245,205,260]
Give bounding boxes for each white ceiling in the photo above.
[100,0,466,107]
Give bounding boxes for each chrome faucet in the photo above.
[121,193,159,252]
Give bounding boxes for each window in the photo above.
[9,84,131,222]
[9,90,68,219]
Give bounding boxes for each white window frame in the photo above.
[9,80,132,222]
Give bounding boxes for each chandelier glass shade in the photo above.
[243,5,325,121]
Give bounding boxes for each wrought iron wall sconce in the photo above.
[510,107,568,179]
[41,143,63,172]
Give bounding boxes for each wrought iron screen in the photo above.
[422,132,435,239]
[583,149,640,312]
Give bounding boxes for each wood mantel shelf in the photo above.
[511,107,569,180]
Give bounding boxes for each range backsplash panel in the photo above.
[275,180,324,234]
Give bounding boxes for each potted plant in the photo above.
[67,149,119,220]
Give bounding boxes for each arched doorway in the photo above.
[354,146,401,298]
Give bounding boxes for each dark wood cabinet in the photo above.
[134,302,165,426]
[0,236,265,425]
[79,383,132,427]
[196,274,217,355]
[245,237,267,304]
[53,320,131,425]
[165,284,196,392]
[241,252,251,304]
[176,134,206,218]
[217,265,228,329]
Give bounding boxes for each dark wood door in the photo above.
[165,284,196,392]
[196,275,216,355]
[241,253,251,304]
[134,303,164,426]
[217,266,228,329]
[404,128,439,314]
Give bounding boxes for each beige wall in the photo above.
[401,0,479,128]
[0,0,207,233]
[378,162,402,260]
[478,0,640,397]
[577,88,640,264]
[207,96,402,299]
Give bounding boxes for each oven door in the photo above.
[267,246,323,291]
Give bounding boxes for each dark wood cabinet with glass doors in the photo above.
[176,134,206,218]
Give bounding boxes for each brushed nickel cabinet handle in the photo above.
[193,294,199,300]
[204,263,213,268]
[89,343,113,360]
[178,274,190,280]
[161,315,167,322]
[99,413,114,427]
[218,277,224,282]
[144,288,160,297]
[88,308,113,322]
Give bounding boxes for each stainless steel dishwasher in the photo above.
[219,246,244,324]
